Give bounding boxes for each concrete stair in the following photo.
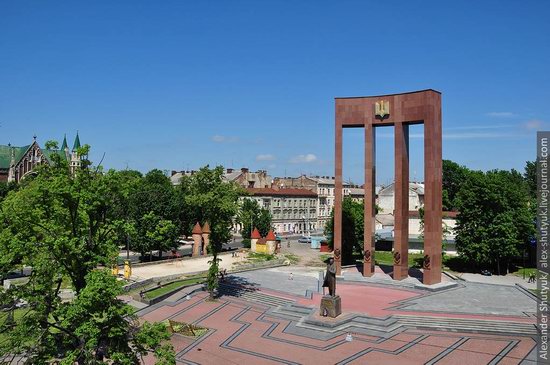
[269,304,537,337]
[218,283,295,307]
[393,315,538,336]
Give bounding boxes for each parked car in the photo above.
[298,236,311,243]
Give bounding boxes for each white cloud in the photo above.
[442,132,516,139]
[378,132,518,140]
[211,135,239,143]
[445,124,511,131]
[486,112,515,118]
[524,119,544,130]
[290,153,318,164]
[256,154,276,161]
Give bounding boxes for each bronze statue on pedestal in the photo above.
[322,257,336,297]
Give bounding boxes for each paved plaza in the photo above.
[137,268,538,365]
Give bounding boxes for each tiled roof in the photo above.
[0,144,30,169]
[251,228,261,239]
[265,230,276,241]
[201,221,211,234]
[246,188,317,197]
[192,222,203,234]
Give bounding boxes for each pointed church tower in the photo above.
[7,143,16,183]
[69,132,82,174]
[72,132,81,152]
[61,134,70,161]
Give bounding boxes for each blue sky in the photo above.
[1,1,548,185]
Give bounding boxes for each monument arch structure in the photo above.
[334,89,442,285]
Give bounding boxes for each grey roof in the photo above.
[376,214,395,226]
[308,176,336,185]
[348,187,364,196]
[378,182,425,196]
[223,171,242,181]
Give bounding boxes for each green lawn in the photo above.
[0,308,30,343]
[144,277,204,300]
[513,267,539,278]
[247,252,276,262]
[372,251,425,267]
[283,253,300,265]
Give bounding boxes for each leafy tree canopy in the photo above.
[524,160,536,199]
[442,159,470,211]
[0,148,174,363]
[324,197,364,264]
[454,169,534,273]
[237,198,273,238]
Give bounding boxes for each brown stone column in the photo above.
[423,98,443,284]
[363,123,376,276]
[334,121,343,275]
[393,122,409,280]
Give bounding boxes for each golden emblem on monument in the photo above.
[375,100,390,118]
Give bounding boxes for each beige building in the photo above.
[273,175,362,232]
[171,167,271,188]
[245,187,317,234]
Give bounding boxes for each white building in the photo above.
[376,182,425,214]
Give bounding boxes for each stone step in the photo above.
[269,305,315,320]
[296,318,404,338]
[221,292,292,307]
[398,319,536,331]
[392,315,537,335]
[295,313,536,337]
[219,287,292,303]
[218,284,295,307]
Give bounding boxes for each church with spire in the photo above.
[0,133,83,183]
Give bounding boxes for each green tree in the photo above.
[128,170,179,261]
[0,180,18,204]
[109,169,143,260]
[442,159,470,211]
[324,197,364,264]
[0,148,174,363]
[454,169,534,274]
[237,198,273,238]
[179,166,241,298]
[145,213,178,260]
[524,160,536,199]
[256,208,273,237]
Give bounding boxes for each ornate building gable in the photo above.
[0,133,83,183]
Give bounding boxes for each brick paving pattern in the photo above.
[139,279,537,365]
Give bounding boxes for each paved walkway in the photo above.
[458,272,538,290]
[137,267,538,364]
[130,252,248,280]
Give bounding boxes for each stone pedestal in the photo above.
[320,295,342,318]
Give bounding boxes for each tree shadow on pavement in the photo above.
[217,275,261,299]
